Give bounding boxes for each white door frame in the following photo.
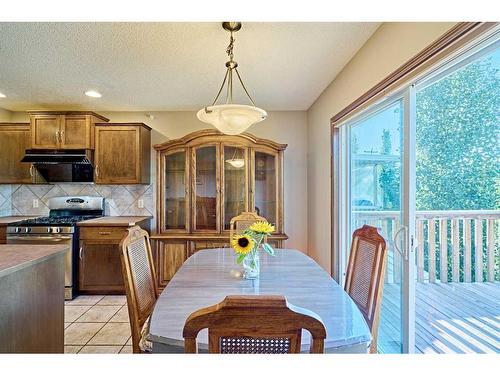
[334,90,416,353]
[402,86,416,354]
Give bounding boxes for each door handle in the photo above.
[79,247,84,259]
[60,130,64,143]
[393,226,408,260]
[95,164,99,177]
[29,164,34,177]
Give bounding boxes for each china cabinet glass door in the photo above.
[253,151,277,226]
[164,150,187,230]
[193,145,219,231]
[223,145,248,230]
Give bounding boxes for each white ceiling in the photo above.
[0,22,379,112]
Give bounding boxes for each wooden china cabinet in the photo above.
[152,129,288,288]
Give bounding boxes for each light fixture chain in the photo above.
[226,31,235,62]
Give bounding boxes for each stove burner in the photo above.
[12,215,99,227]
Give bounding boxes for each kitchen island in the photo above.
[0,244,68,353]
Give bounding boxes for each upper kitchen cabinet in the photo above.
[94,123,151,184]
[28,111,109,149]
[0,123,33,184]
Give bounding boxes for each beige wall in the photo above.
[306,22,457,274]
[10,110,308,251]
[0,107,12,121]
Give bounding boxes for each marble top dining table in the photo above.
[148,248,371,353]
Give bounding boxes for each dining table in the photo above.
[148,248,372,353]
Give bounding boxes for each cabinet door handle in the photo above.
[55,131,59,143]
[95,164,99,177]
[29,164,34,177]
[79,247,83,259]
[98,231,111,235]
[60,130,64,143]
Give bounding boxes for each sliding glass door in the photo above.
[335,28,499,354]
[338,94,416,353]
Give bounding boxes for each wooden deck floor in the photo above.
[380,282,500,353]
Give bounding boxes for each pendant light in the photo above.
[197,22,267,135]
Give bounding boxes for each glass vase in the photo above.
[242,247,260,279]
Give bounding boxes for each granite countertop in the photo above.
[0,216,37,226]
[77,216,152,227]
[0,245,69,278]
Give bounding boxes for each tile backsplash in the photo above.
[0,184,154,218]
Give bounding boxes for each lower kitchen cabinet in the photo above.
[78,240,124,293]
[77,220,151,294]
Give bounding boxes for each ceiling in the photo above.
[0,22,379,112]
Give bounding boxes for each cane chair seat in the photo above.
[344,225,387,354]
[119,226,159,354]
[183,295,327,354]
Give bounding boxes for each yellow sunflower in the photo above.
[249,221,275,234]
[232,235,254,255]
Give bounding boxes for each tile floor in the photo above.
[64,295,133,354]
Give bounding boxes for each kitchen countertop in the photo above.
[0,216,37,226]
[0,245,70,278]
[77,216,152,227]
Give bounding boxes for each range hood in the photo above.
[21,149,94,183]
[21,149,93,164]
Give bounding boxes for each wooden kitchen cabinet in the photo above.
[78,220,151,294]
[78,240,124,293]
[0,123,32,184]
[94,123,151,184]
[28,111,109,149]
[151,129,288,287]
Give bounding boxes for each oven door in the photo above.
[7,234,74,299]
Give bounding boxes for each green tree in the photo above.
[378,129,401,209]
[416,54,500,281]
[415,57,500,211]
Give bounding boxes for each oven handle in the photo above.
[7,235,73,242]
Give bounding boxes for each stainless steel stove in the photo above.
[6,196,104,300]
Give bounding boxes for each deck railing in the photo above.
[352,210,500,284]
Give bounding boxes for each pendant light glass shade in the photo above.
[197,104,267,135]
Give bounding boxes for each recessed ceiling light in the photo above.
[85,90,102,98]
[0,92,6,98]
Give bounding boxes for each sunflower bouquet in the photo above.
[231,221,275,278]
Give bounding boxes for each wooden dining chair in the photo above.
[183,295,327,353]
[229,211,267,240]
[344,225,388,354]
[119,226,159,353]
